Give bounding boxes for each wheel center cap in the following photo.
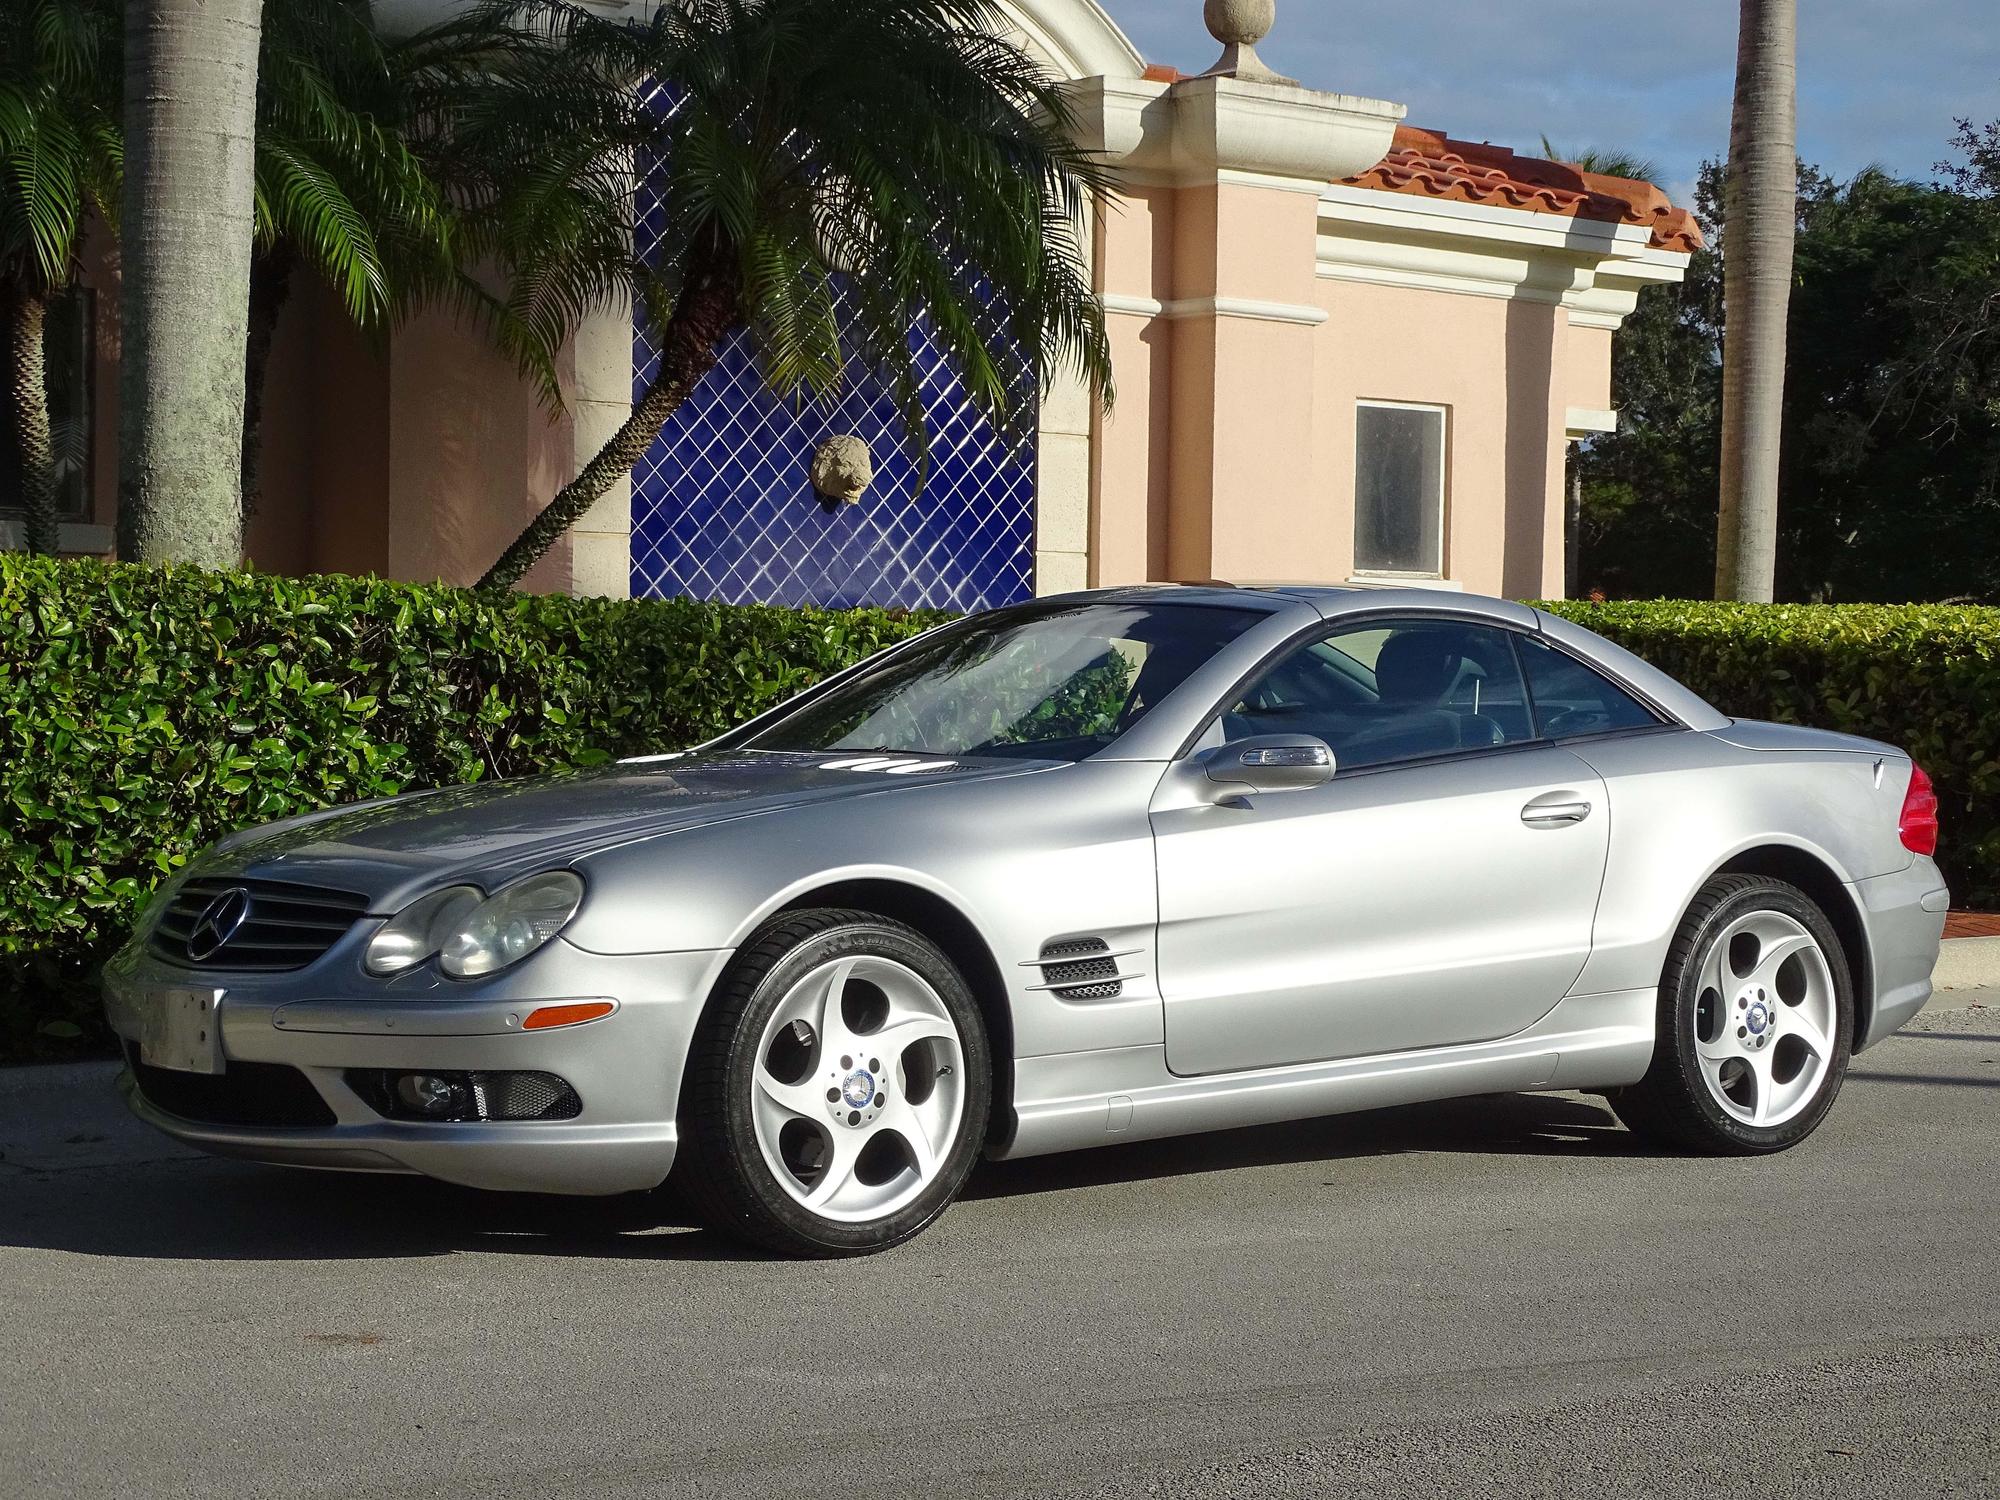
[841,1069,876,1109]
[1745,1001,1770,1035]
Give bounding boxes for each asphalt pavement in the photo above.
[1,996,1995,1498]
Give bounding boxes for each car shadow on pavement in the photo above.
[0,1152,760,1262]
[967,1088,1658,1201]
[0,1087,1649,1264]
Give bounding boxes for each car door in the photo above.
[1151,615,1611,1077]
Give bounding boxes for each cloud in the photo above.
[1104,0,2000,196]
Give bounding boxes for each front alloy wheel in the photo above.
[676,910,991,1256]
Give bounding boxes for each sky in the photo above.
[1108,0,2000,205]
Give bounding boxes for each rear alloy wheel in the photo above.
[1610,875,1854,1153]
[676,910,991,1256]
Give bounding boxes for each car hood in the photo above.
[198,750,1046,909]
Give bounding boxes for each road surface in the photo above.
[2,997,1994,1498]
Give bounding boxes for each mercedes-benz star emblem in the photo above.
[186,887,252,962]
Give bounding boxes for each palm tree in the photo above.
[1714,0,1797,602]
[118,0,269,568]
[1537,139,1664,186]
[0,0,120,556]
[470,0,1113,591]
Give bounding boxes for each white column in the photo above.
[567,287,636,599]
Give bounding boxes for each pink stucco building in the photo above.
[12,0,1697,608]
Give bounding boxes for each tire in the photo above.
[675,909,992,1257]
[1609,874,1854,1154]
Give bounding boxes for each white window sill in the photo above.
[1344,574,1463,591]
[0,517,113,554]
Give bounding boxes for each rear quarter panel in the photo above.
[1565,728,1914,996]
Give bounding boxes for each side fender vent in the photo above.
[1023,937,1143,1002]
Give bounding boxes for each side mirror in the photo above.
[1203,734,1335,793]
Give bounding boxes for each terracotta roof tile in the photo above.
[1339,125,1703,254]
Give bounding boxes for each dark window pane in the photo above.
[1222,618,1532,770]
[1355,404,1444,574]
[1518,634,1661,738]
[750,601,1263,761]
[46,289,92,519]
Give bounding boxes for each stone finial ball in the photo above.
[1204,0,1276,46]
[810,434,875,505]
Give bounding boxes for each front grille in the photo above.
[127,1043,337,1128]
[149,877,371,972]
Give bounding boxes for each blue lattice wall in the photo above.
[629,77,1039,611]
[630,316,1039,611]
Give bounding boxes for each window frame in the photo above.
[1352,399,1450,581]
[1182,609,1682,775]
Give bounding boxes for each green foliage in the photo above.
[1580,122,2000,604]
[0,555,940,1062]
[0,0,120,295]
[253,0,461,328]
[1544,598,2000,906]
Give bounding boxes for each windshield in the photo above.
[745,601,1264,761]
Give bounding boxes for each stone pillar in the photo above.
[566,289,636,599]
[1071,4,1403,585]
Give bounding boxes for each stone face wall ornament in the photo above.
[1201,0,1296,87]
[810,435,874,506]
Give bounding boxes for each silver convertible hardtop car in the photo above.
[106,585,1949,1255]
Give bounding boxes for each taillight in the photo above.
[1899,763,1939,856]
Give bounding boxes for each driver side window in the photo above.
[1221,618,1534,772]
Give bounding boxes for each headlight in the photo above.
[365,885,484,977]
[438,872,585,980]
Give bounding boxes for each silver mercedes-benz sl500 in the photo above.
[106,586,1949,1255]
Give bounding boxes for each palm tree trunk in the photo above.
[478,256,740,591]
[1714,0,1797,602]
[116,0,267,568]
[241,246,297,521]
[5,282,62,556]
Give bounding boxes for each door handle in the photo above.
[1521,798,1592,826]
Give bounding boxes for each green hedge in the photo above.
[1544,600,2000,907]
[5,560,1995,1065]
[0,556,941,1062]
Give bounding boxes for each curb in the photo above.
[1935,935,2000,992]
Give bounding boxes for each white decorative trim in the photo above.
[1320,184,1669,254]
[1097,294,1328,327]
[1065,74,1403,191]
[1100,292,1167,319]
[1565,406,1619,436]
[1344,575,1465,592]
[1315,186,1693,331]
[1214,168,1344,196]
[993,0,1146,83]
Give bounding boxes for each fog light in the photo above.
[347,1068,583,1122]
[394,1072,467,1119]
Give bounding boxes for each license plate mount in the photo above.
[137,987,226,1074]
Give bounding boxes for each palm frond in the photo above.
[0,0,120,293]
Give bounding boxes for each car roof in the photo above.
[1048,582,1534,625]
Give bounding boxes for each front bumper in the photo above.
[104,941,732,1195]
[1851,857,1950,1051]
